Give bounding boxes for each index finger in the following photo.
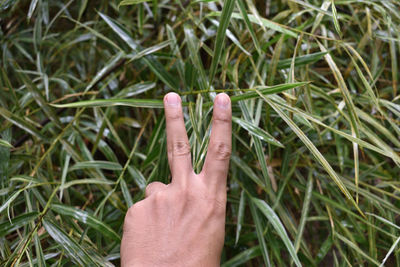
[201,93,232,189]
[164,93,193,185]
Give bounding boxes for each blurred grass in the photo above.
[1,0,400,266]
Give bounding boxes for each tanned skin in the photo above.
[121,92,232,267]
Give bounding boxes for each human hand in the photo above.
[121,92,232,267]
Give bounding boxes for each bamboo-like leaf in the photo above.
[84,52,124,93]
[236,0,261,54]
[209,11,297,37]
[43,219,97,265]
[50,204,120,241]
[3,1,400,265]
[318,41,361,203]
[52,99,164,109]
[256,91,364,217]
[27,0,39,20]
[380,236,400,267]
[127,165,147,191]
[235,190,246,245]
[119,0,149,6]
[0,108,46,140]
[268,35,284,85]
[277,52,327,69]
[0,190,22,214]
[230,82,309,102]
[53,82,309,110]
[290,0,333,16]
[231,155,267,190]
[209,0,236,84]
[252,198,301,267]
[221,246,261,267]
[331,0,342,36]
[99,12,179,90]
[0,139,13,148]
[61,178,115,190]
[184,25,208,90]
[0,212,39,237]
[335,233,380,266]
[249,200,271,266]
[311,0,331,34]
[69,161,122,171]
[294,173,313,252]
[14,67,61,126]
[232,116,284,147]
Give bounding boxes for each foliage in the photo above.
[1,0,400,265]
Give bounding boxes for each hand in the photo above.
[121,92,232,267]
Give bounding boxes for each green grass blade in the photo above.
[380,236,400,267]
[234,190,246,246]
[84,52,124,93]
[256,91,364,217]
[236,0,261,54]
[0,212,39,237]
[99,12,178,90]
[183,25,208,90]
[209,11,297,37]
[61,178,114,190]
[232,116,284,147]
[331,0,342,36]
[230,82,309,102]
[52,99,164,108]
[69,161,123,171]
[335,233,380,266]
[252,198,301,267]
[277,52,327,69]
[209,0,236,84]
[27,0,39,20]
[119,0,150,6]
[50,204,121,241]
[221,246,261,267]
[249,200,271,266]
[294,173,313,252]
[231,155,267,190]
[42,219,97,266]
[0,139,13,148]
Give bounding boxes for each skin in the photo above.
[121,92,232,267]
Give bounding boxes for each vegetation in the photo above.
[1,0,400,265]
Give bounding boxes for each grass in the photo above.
[1,0,400,265]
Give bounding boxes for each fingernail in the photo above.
[166,93,180,106]
[216,93,230,109]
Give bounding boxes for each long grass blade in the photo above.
[252,198,301,267]
[209,0,236,84]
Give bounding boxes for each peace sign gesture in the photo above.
[121,92,232,267]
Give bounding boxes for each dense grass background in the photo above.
[1,0,400,266]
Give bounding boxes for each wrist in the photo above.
[122,253,220,267]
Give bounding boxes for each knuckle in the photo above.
[212,201,226,217]
[212,194,227,215]
[145,182,163,197]
[145,186,152,197]
[124,204,137,224]
[172,140,191,156]
[204,198,226,218]
[154,191,167,204]
[180,187,191,199]
[210,141,231,160]
[166,109,182,120]
[213,112,231,124]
